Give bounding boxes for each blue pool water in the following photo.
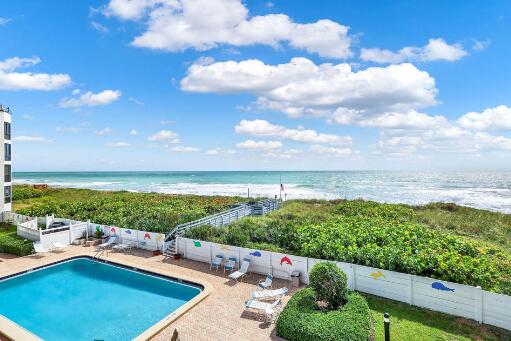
[0,258,201,340]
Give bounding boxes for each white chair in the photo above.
[229,257,250,282]
[251,287,288,300]
[112,240,135,253]
[210,254,224,271]
[245,298,281,322]
[258,274,273,289]
[33,242,49,254]
[97,236,118,250]
[51,242,67,252]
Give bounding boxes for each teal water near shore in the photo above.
[13,171,511,213]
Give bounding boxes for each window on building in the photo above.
[4,122,10,140]
[4,186,11,204]
[4,165,11,182]
[4,143,10,161]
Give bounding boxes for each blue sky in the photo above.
[1,0,510,171]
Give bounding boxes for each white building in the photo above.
[0,104,11,211]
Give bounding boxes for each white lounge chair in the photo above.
[97,236,118,250]
[251,287,288,300]
[112,240,135,253]
[258,274,273,289]
[51,242,67,251]
[210,254,224,271]
[33,242,49,254]
[245,298,281,322]
[229,257,250,282]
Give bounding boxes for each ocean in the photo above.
[13,171,511,213]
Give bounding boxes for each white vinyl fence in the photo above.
[177,237,511,331]
[4,213,165,252]
[93,223,165,252]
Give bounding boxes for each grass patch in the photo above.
[366,294,511,341]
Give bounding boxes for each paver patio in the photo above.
[0,246,298,340]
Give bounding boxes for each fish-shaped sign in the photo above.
[193,241,202,248]
[125,230,132,235]
[280,256,292,266]
[431,282,455,292]
[369,271,385,280]
[249,251,262,257]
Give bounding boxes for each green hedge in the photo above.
[0,234,33,256]
[276,288,371,341]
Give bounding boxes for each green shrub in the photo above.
[309,262,348,309]
[13,185,45,201]
[276,288,371,341]
[0,235,33,256]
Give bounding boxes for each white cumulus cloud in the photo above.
[13,135,53,143]
[310,144,351,157]
[0,57,71,91]
[360,38,468,64]
[457,105,511,131]
[182,57,437,124]
[104,0,352,58]
[170,146,200,152]
[236,139,282,151]
[105,141,130,147]
[235,119,352,146]
[147,129,179,142]
[59,89,121,108]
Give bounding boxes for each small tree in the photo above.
[309,262,348,310]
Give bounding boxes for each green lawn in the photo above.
[367,295,511,341]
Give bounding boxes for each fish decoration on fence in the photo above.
[280,256,293,266]
[193,241,202,248]
[370,271,385,280]
[110,227,116,234]
[249,251,262,257]
[144,233,151,240]
[220,245,229,251]
[125,230,132,235]
[156,235,163,241]
[431,282,455,292]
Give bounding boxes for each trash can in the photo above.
[291,271,300,288]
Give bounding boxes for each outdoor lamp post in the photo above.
[384,312,390,341]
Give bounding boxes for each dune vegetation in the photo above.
[13,185,242,233]
[185,199,511,295]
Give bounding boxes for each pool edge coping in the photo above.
[0,253,213,341]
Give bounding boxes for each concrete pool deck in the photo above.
[0,246,296,340]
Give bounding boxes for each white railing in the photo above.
[163,199,281,252]
[177,236,511,332]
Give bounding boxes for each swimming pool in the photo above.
[0,257,203,340]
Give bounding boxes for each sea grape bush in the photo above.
[13,186,45,200]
